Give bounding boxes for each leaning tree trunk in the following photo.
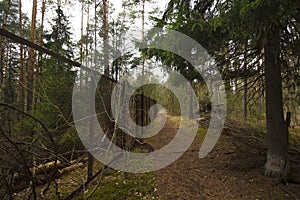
[264,26,289,179]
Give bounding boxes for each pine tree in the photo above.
[40,6,76,129]
[157,0,300,179]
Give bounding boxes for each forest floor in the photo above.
[18,114,300,199]
[151,114,300,200]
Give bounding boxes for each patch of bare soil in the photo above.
[152,115,300,200]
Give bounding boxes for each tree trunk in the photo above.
[291,86,298,126]
[87,65,95,181]
[33,0,45,111]
[27,2,38,197]
[264,26,289,179]
[141,0,145,79]
[85,2,90,85]
[103,0,109,76]
[0,0,10,89]
[242,77,247,120]
[27,0,37,111]
[79,0,84,88]
[94,0,97,54]
[18,0,25,110]
[243,42,248,120]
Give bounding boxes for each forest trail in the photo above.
[151,115,300,200]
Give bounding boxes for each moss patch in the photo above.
[78,171,157,200]
[289,128,300,147]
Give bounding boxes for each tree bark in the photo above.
[243,42,248,121]
[87,77,95,180]
[18,0,25,110]
[103,0,109,76]
[141,0,145,79]
[27,0,37,111]
[242,77,247,120]
[94,0,97,54]
[85,2,90,85]
[79,0,84,88]
[291,86,298,126]
[264,26,289,179]
[0,0,11,89]
[33,0,46,111]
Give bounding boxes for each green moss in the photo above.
[78,171,157,200]
[289,128,300,147]
[131,149,149,153]
[196,127,207,140]
[289,128,300,136]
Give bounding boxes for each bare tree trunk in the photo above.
[39,0,45,50]
[264,26,289,180]
[141,0,145,79]
[18,0,25,110]
[79,0,84,88]
[27,0,37,111]
[243,44,248,121]
[94,0,97,55]
[259,56,265,120]
[27,2,38,197]
[33,0,46,111]
[3,45,9,87]
[84,2,90,86]
[87,39,94,181]
[113,19,118,80]
[0,0,11,89]
[0,35,4,87]
[0,38,3,89]
[291,86,298,126]
[243,77,248,121]
[87,76,95,180]
[83,1,94,180]
[103,0,109,76]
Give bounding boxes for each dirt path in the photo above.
[152,115,300,200]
